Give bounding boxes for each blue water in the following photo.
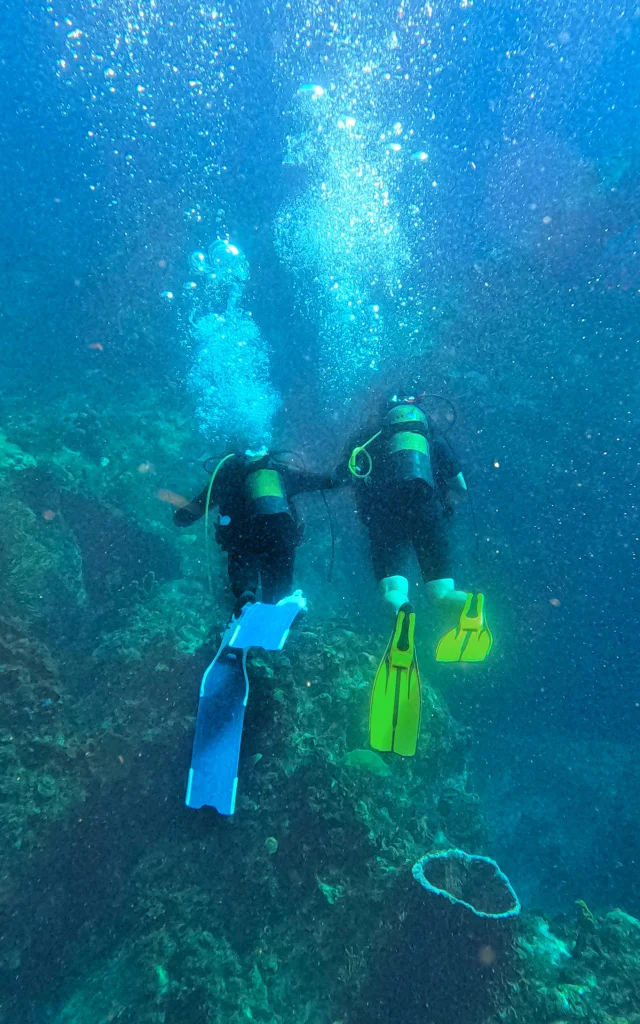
[1,0,640,1020]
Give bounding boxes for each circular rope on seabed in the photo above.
[412,848,521,920]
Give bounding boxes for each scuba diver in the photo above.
[174,446,332,614]
[175,445,333,817]
[336,389,492,758]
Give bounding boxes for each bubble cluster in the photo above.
[271,0,464,400]
[186,239,249,313]
[46,0,245,193]
[277,84,430,395]
[47,0,479,408]
[182,241,280,451]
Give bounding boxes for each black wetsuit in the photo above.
[338,418,460,583]
[174,454,331,604]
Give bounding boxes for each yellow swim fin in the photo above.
[370,604,421,757]
[436,593,493,663]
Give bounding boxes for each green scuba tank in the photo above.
[244,465,292,516]
[383,404,434,488]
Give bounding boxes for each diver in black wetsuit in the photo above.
[174,448,332,613]
[335,391,469,615]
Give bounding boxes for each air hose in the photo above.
[204,453,235,594]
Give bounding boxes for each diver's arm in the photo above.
[440,471,467,519]
[287,469,334,497]
[173,483,212,527]
[330,460,351,488]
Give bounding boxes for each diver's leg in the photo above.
[259,515,296,604]
[412,499,468,611]
[368,509,411,615]
[227,538,259,616]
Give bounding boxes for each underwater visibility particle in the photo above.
[298,83,325,97]
[411,151,428,162]
[264,836,278,855]
[160,290,174,300]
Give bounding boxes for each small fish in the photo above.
[156,489,189,509]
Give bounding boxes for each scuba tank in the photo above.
[381,404,434,489]
[203,451,293,521]
[244,460,292,517]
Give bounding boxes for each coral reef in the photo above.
[0,616,87,856]
[2,606,486,1022]
[495,906,640,1024]
[0,481,87,637]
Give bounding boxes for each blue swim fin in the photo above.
[185,640,249,814]
[227,592,306,651]
[185,593,306,815]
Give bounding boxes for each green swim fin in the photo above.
[436,593,493,663]
[370,603,421,757]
